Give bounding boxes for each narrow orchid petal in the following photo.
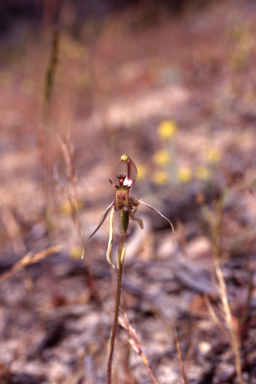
[86,201,114,243]
[106,206,115,269]
[139,200,175,243]
[129,197,143,229]
[109,179,116,189]
[129,196,143,229]
[117,154,137,187]
[129,208,144,229]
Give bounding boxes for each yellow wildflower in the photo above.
[152,171,169,185]
[60,199,83,216]
[136,164,147,180]
[207,148,221,163]
[195,166,210,180]
[157,120,177,140]
[69,246,83,260]
[153,150,171,166]
[177,167,192,183]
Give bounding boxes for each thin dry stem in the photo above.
[0,205,26,256]
[173,321,187,384]
[204,295,229,338]
[45,28,59,104]
[210,199,244,384]
[215,261,244,384]
[0,245,62,283]
[60,137,102,306]
[60,137,84,242]
[119,314,159,384]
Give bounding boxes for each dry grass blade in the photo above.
[59,136,85,242]
[0,245,63,283]
[59,136,76,186]
[204,294,229,338]
[119,313,159,384]
[207,197,244,384]
[0,206,26,255]
[173,321,187,384]
[215,262,244,384]
[202,199,245,384]
[45,28,60,104]
[59,136,103,323]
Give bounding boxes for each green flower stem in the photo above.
[107,209,129,384]
[118,209,129,266]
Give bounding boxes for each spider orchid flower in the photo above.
[86,154,174,268]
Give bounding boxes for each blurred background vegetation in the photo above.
[1,0,256,383]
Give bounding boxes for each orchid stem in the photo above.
[85,154,174,382]
[107,209,129,384]
[107,261,123,384]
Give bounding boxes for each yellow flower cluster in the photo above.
[153,150,171,166]
[195,165,210,180]
[207,148,221,163]
[136,164,148,180]
[60,199,83,216]
[177,167,192,183]
[152,171,169,185]
[157,120,177,140]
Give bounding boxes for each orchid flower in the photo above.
[86,154,174,268]
[86,154,174,384]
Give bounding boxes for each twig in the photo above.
[173,321,187,384]
[0,245,62,283]
[60,137,102,306]
[208,194,244,384]
[119,313,159,384]
[204,294,229,338]
[215,261,244,384]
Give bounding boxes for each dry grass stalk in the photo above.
[60,137,84,242]
[173,321,187,384]
[204,294,229,338]
[215,261,244,384]
[35,28,61,242]
[45,28,60,104]
[119,313,159,384]
[59,137,102,306]
[0,245,62,283]
[209,194,244,384]
[0,205,26,256]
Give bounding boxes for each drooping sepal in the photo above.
[86,201,114,243]
[139,200,175,243]
[106,206,115,268]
